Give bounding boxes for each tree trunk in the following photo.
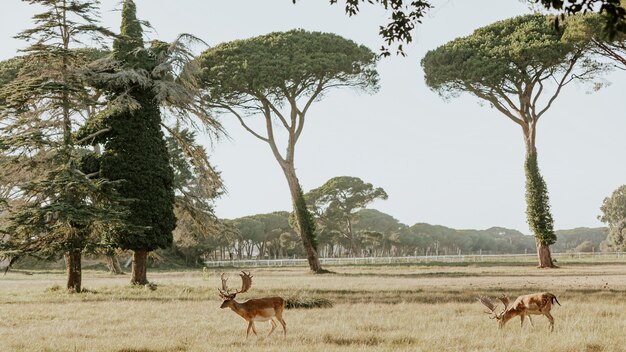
[65,250,82,293]
[346,218,358,257]
[282,165,323,272]
[131,249,149,285]
[537,242,555,268]
[523,125,557,268]
[106,253,124,275]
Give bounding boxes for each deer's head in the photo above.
[477,294,510,327]
[218,271,253,308]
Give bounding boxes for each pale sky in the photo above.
[1,0,625,234]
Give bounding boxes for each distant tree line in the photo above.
[216,208,611,260]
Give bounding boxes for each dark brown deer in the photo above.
[219,271,286,338]
[478,292,561,332]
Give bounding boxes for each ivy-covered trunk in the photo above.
[65,250,82,293]
[524,127,556,268]
[131,249,149,285]
[283,165,323,272]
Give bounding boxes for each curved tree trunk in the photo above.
[65,250,82,293]
[106,252,124,275]
[282,165,323,272]
[131,249,149,285]
[523,125,556,268]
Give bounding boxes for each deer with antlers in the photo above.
[478,292,561,332]
[218,271,286,338]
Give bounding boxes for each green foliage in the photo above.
[0,0,121,267]
[305,176,387,255]
[224,208,613,258]
[553,227,609,251]
[77,0,176,253]
[599,185,626,250]
[353,209,403,234]
[102,92,175,252]
[421,14,607,263]
[294,186,318,251]
[563,11,626,68]
[0,57,23,99]
[422,14,595,99]
[538,0,626,39]
[114,0,143,60]
[227,211,303,259]
[405,224,535,255]
[285,295,333,309]
[200,29,379,103]
[525,152,557,246]
[78,151,101,175]
[573,240,596,252]
[292,0,432,56]
[165,128,223,263]
[291,0,624,56]
[306,177,388,215]
[200,30,377,270]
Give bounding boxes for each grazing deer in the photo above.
[218,271,286,338]
[478,292,561,332]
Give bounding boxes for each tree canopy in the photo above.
[422,14,602,107]
[199,29,379,272]
[563,9,626,69]
[305,176,388,256]
[421,14,607,268]
[599,185,626,251]
[0,0,120,292]
[291,0,625,56]
[200,29,378,108]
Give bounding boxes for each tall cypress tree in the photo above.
[100,0,176,285]
[76,0,220,283]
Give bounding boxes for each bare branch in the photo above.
[260,101,287,165]
[536,56,579,120]
[467,85,526,127]
[294,78,325,142]
[216,104,269,143]
[75,127,111,145]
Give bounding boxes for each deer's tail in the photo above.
[549,294,561,306]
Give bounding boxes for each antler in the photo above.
[477,296,499,318]
[498,294,509,312]
[235,271,253,294]
[477,294,510,320]
[218,271,253,300]
[218,272,231,299]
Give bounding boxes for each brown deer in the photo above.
[218,271,286,338]
[478,292,561,332]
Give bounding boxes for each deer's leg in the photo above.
[276,312,287,337]
[268,319,277,336]
[520,315,525,328]
[528,315,534,327]
[246,321,253,338]
[545,312,555,332]
[251,321,258,336]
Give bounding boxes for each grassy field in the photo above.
[1,261,625,352]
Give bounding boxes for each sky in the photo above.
[1,0,625,234]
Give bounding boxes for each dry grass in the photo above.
[1,263,625,351]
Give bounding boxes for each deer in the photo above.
[478,292,561,332]
[218,271,287,338]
